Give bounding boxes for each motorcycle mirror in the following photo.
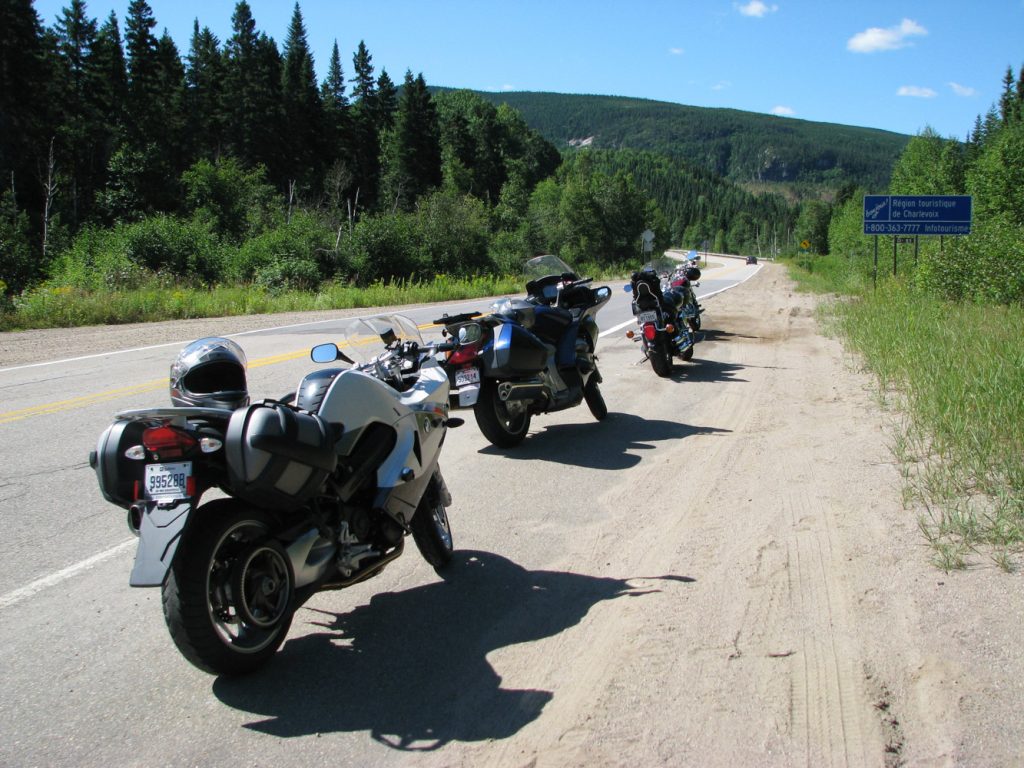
[380,328,398,346]
[310,343,356,365]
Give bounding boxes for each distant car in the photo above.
[745,255,758,264]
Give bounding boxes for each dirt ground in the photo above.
[473,263,1024,768]
[594,263,1024,767]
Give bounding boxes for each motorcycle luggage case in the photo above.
[92,418,148,509]
[488,323,548,376]
[225,402,338,511]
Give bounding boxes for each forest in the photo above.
[0,0,830,317]
[2,0,1018,330]
[471,91,911,191]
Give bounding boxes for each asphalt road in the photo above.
[0,255,760,766]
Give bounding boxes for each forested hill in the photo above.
[455,91,910,191]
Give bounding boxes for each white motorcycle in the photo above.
[91,314,463,676]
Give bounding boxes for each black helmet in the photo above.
[169,337,249,410]
[662,289,685,311]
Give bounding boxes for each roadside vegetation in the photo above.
[786,63,1024,569]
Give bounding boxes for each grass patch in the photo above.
[0,274,525,331]
[786,255,1024,569]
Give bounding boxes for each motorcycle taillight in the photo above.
[643,324,658,342]
[448,344,479,366]
[142,425,198,460]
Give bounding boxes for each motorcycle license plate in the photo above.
[144,462,192,500]
[455,367,480,387]
[637,311,658,324]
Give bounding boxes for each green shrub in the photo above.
[226,212,337,284]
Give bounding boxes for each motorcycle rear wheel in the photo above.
[649,338,672,377]
[474,379,531,447]
[411,479,454,571]
[163,500,294,676]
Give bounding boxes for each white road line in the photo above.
[0,539,136,610]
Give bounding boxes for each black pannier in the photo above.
[92,418,148,509]
[225,401,339,511]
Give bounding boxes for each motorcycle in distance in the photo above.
[434,254,613,448]
[624,257,704,377]
[90,314,464,676]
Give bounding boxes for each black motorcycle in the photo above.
[624,258,702,377]
[435,254,612,448]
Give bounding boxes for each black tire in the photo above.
[411,478,454,571]
[649,337,672,377]
[473,379,531,448]
[682,346,694,361]
[688,313,701,332]
[162,500,294,676]
[583,375,608,420]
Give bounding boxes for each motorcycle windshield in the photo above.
[640,257,679,278]
[523,254,576,283]
[337,313,424,364]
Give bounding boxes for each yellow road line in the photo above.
[0,319,444,424]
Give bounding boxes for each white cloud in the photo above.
[711,81,731,91]
[669,47,684,55]
[897,85,937,98]
[499,84,516,92]
[948,82,976,97]
[771,105,795,116]
[847,18,927,53]
[738,1,778,17]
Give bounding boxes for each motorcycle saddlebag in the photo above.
[225,401,338,511]
[92,418,148,509]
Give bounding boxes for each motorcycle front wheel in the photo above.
[473,379,531,447]
[163,500,294,676]
[583,375,608,420]
[411,478,454,571]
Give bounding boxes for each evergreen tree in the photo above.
[52,0,101,225]
[320,40,353,211]
[280,2,322,190]
[381,71,441,211]
[376,69,398,129]
[124,0,160,147]
[224,2,284,184]
[185,21,227,160]
[0,0,53,232]
[348,40,380,212]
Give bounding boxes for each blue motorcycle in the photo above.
[435,255,612,448]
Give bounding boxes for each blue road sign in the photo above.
[863,195,972,235]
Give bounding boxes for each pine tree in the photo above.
[281,2,322,190]
[320,40,353,207]
[224,2,284,184]
[52,0,100,225]
[348,40,380,212]
[185,21,227,160]
[376,69,398,130]
[381,70,441,211]
[124,0,160,147]
[0,0,53,228]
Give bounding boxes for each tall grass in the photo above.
[0,274,524,331]
[788,255,1024,570]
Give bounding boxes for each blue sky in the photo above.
[32,0,1024,138]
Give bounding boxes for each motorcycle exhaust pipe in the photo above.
[498,381,545,401]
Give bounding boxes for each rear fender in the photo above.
[128,500,192,587]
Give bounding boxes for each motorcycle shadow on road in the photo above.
[212,549,695,749]
[666,357,748,383]
[479,412,731,470]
